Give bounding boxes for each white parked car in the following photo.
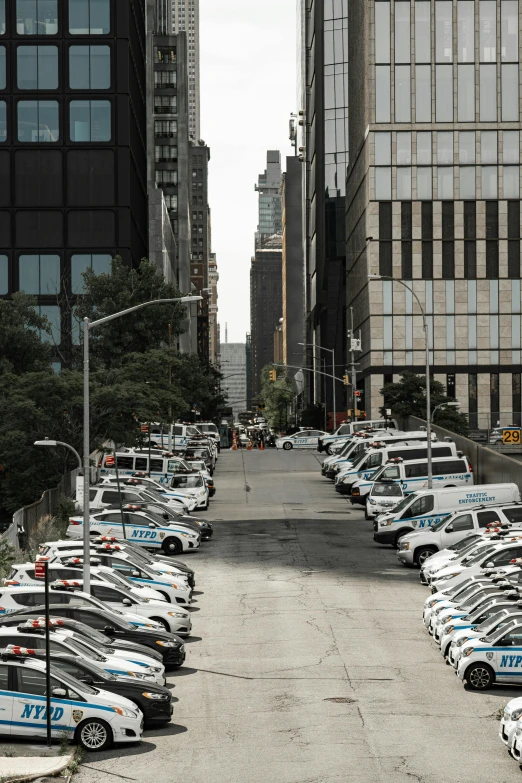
[365,481,404,519]
[276,430,327,450]
[456,619,522,690]
[500,697,522,752]
[0,646,144,751]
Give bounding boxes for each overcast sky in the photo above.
[199,0,297,345]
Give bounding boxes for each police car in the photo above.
[4,570,192,636]
[423,573,512,628]
[456,618,522,689]
[364,481,404,520]
[438,595,522,658]
[88,483,194,514]
[67,507,201,556]
[48,546,192,605]
[5,562,167,603]
[0,645,144,750]
[39,538,195,585]
[430,585,518,639]
[429,538,522,591]
[500,697,522,752]
[276,430,327,450]
[0,621,164,684]
[447,603,522,668]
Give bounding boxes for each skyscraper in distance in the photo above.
[255,151,283,248]
[171,0,200,141]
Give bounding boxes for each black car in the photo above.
[0,610,164,663]
[0,605,185,668]
[48,653,173,725]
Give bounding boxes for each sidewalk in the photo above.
[0,740,73,782]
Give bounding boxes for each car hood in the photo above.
[88,686,143,712]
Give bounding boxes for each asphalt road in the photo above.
[77,449,519,783]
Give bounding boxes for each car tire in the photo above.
[76,718,113,752]
[283,442,293,451]
[414,546,438,568]
[464,662,494,691]
[151,616,170,631]
[162,537,183,556]
[326,445,333,455]
[364,503,370,520]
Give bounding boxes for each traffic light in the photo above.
[343,374,349,386]
[269,370,277,382]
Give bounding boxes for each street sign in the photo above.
[35,561,46,580]
[140,424,149,433]
[502,428,521,444]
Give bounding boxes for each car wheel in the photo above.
[162,537,183,556]
[465,663,494,691]
[151,616,170,631]
[76,719,112,752]
[326,445,333,455]
[414,546,438,567]
[364,503,370,520]
[283,442,293,451]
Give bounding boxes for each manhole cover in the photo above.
[324,697,356,704]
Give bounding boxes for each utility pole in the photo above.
[347,307,362,422]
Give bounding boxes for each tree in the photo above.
[380,372,469,436]
[0,293,52,374]
[73,257,186,370]
[261,366,294,432]
[299,404,327,431]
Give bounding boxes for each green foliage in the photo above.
[74,257,185,370]
[380,372,469,437]
[260,366,294,431]
[0,539,15,582]
[0,292,52,374]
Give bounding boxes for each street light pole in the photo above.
[299,342,336,431]
[368,274,432,488]
[34,439,82,471]
[82,295,202,594]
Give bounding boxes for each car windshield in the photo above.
[430,515,454,533]
[446,577,475,597]
[390,494,418,515]
[462,545,497,566]
[189,461,206,471]
[483,618,520,644]
[49,663,98,694]
[450,535,482,553]
[474,609,511,632]
[171,476,203,488]
[371,483,403,497]
[65,636,106,661]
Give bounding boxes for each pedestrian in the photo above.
[259,430,265,447]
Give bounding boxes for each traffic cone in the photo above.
[247,441,252,451]
[232,435,237,451]
[260,441,264,451]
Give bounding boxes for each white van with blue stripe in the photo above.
[0,645,143,750]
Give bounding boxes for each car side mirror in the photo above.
[122,598,132,606]
[446,524,453,533]
[149,523,155,528]
[51,687,67,698]
[486,562,495,568]
[104,625,116,634]
[132,570,140,577]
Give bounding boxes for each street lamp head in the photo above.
[366,236,373,242]
[34,439,57,447]
[367,274,382,281]
[179,296,203,304]
[446,402,461,408]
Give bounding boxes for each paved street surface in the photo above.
[78,450,519,783]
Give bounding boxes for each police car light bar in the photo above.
[386,457,403,463]
[97,536,119,542]
[123,504,142,511]
[50,580,81,589]
[2,645,37,658]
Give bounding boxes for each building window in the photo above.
[504,131,520,163]
[437,131,453,164]
[401,201,412,279]
[436,65,453,122]
[375,1,390,64]
[459,131,475,163]
[417,166,432,199]
[375,167,391,199]
[442,202,454,278]
[415,65,431,121]
[17,100,58,141]
[397,167,411,199]
[155,170,177,186]
[502,64,519,121]
[0,0,4,35]
[36,305,60,344]
[164,194,177,211]
[155,47,176,64]
[395,65,410,122]
[469,373,478,427]
[458,65,475,121]
[458,1,475,62]
[155,144,177,162]
[0,46,4,89]
[491,373,500,418]
[155,95,176,113]
[154,70,176,88]
[0,255,7,294]
[18,254,60,294]
[17,46,58,90]
[502,0,519,61]
[486,201,499,278]
[481,131,497,163]
[379,202,392,276]
[69,0,110,35]
[464,202,477,278]
[375,66,390,122]
[415,1,431,63]
[513,372,521,428]
[436,1,453,63]
[395,1,410,63]
[154,119,177,137]
[508,201,520,278]
[438,167,453,199]
[460,167,476,199]
[0,100,5,140]
[16,0,58,35]
[69,45,110,89]
[504,166,520,199]
[482,166,497,198]
[422,202,433,278]
[480,1,497,61]
[479,65,497,121]
[71,253,111,294]
[70,100,110,141]
[417,132,431,164]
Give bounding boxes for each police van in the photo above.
[335,441,457,496]
[397,494,522,567]
[324,430,434,478]
[99,452,203,490]
[148,422,201,449]
[0,645,144,750]
[373,483,519,547]
[317,419,399,454]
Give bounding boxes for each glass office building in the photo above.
[0,0,148,361]
[347,0,522,426]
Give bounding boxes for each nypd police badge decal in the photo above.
[72,709,84,723]
[486,652,494,661]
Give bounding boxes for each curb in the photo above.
[0,752,74,783]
